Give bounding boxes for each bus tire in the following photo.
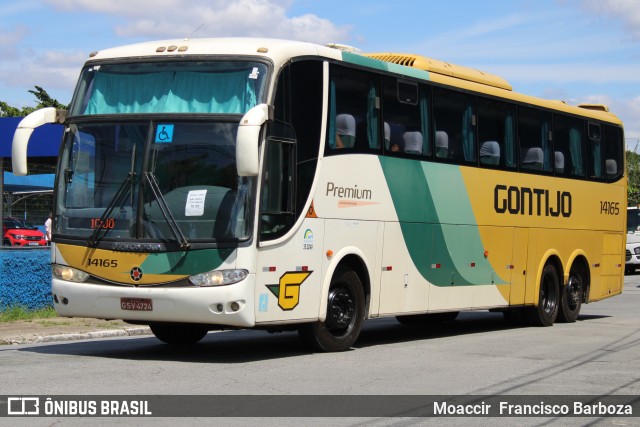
[526,263,559,327]
[557,268,584,323]
[298,267,365,352]
[150,322,208,345]
[396,311,459,325]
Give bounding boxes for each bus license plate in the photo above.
[120,298,153,311]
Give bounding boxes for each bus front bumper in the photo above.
[51,275,256,328]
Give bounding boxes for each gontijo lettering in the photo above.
[494,184,572,217]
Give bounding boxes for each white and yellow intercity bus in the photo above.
[12,38,625,351]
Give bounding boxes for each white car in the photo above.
[625,232,640,274]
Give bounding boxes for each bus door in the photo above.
[254,220,326,324]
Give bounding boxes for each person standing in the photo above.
[44,212,52,245]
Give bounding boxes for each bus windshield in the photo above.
[56,120,255,244]
[69,61,268,116]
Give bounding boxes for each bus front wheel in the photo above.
[298,267,365,352]
[150,322,209,345]
[527,263,559,326]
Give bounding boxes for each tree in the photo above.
[0,86,68,117]
[628,145,640,207]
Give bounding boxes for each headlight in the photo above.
[634,247,640,255]
[13,234,26,240]
[189,269,248,287]
[52,265,89,282]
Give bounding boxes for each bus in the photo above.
[12,38,626,351]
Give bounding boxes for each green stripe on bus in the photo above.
[140,248,234,275]
[379,156,505,286]
[341,52,431,81]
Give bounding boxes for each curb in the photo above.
[1,327,152,345]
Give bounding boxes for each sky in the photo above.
[1,0,639,148]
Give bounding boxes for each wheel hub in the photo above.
[566,276,581,309]
[326,287,355,330]
[541,274,557,315]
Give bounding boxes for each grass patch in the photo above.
[0,306,57,323]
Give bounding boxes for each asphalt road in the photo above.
[1,276,639,426]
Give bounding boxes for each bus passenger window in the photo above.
[604,124,623,182]
[587,122,603,180]
[381,77,430,157]
[553,115,585,178]
[326,65,379,154]
[433,87,475,164]
[477,98,516,168]
[518,107,552,173]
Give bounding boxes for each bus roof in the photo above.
[84,37,622,126]
[86,37,342,67]
[365,52,513,91]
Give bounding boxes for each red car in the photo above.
[2,217,47,247]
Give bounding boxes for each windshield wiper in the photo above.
[144,171,190,249]
[88,171,136,247]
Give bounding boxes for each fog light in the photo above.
[216,304,223,312]
[230,302,240,312]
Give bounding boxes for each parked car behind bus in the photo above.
[2,217,47,247]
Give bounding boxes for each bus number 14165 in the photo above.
[600,201,620,215]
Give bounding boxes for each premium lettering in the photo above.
[326,182,372,200]
[494,184,571,217]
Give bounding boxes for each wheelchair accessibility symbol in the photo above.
[155,124,174,143]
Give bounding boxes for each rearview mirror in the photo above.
[236,104,271,176]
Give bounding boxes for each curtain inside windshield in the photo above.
[77,62,266,115]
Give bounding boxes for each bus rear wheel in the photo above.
[527,263,559,326]
[557,268,584,323]
[150,322,209,345]
[298,267,365,352]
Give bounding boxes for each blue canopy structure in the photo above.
[3,171,54,194]
[0,117,63,158]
